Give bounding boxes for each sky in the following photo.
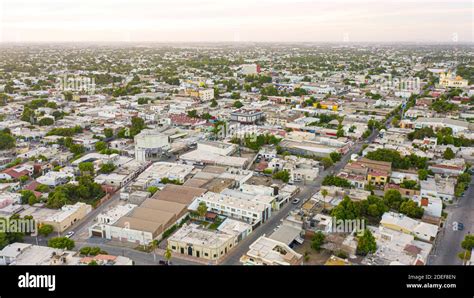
[0,0,472,43]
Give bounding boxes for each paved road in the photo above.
[27,129,379,266]
[221,131,379,265]
[428,174,474,265]
[73,239,199,265]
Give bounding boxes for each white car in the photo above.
[65,231,75,238]
[292,198,301,205]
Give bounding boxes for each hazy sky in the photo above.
[0,0,472,42]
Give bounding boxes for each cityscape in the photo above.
[0,1,473,273]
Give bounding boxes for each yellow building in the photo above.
[439,71,468,88]
[367,169,389,186]
[42,202,92,233]
[167,223,237,261]
[313,101,339,111]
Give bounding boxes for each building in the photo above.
[106,199,187,245]
[363,226,433,265]
[198,88,214,101]
[0,243,132,265]
[77,254,133,265]
[439,71,469,88]
[415,118,472,134]
[42,202,92,233]
[240,63,260,75]
[131,162,194,190]
[420,178,455,202]
[167,223,236,261]
[36,171,74,187]
[0,243,78,265]
[179,142,248,168]
[240,235,303,265]
[192,191,271,227]
[196,141,237,156]
[230,109,264,124]
[380,212,438,242]
[358,158,392,186]
[88,204,137,237]
[134,129,170,162]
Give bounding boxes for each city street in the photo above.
[428,174,474,265]
[221,131,378,265]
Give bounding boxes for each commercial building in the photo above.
[131,162,194,190]
[42,202,92,233]
[192,191,272,227]
[240,236,303,265]
[167,223,237,261]
[230,109,264,124]
[380,212,438,242]
[134,129,170,162]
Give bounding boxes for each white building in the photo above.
[191,192,272,227]
[134,129,170,162]
[420,178,456,202]
[199,89,214,101]
[380,212,438,242]
[240,64,260,75]
[36,171,74,187]
[240,235,303,265]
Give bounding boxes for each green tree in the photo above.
[461,235,474,251]
[0,131,15,150]
[383,189,403,210]
[70,144,85,156]
[38,224,54,237]
[331,196,361,220]
[233,100,243,108]
[48,237,75,250]
[197,202,208,219]
[443,147,455,160]
[20,190,36,205]
[321,189,328,199]
[322,175,351,188]
[79,162,95,176]
[99,163,116,174]
[147,186,159,195]
[38,117,54,126]
[130,117,146,137]
[399,200,424,219]
[230,92,241,99]
[94,141,107,152]
[321,157,334,169]
[329,152,342,163]
[272,170,290,183]
[46,189,68,209]
[356,229,377,256]
[336,128,344,138]
[418,169,429,181]
[164,247,172,264]
[103,128,114,138]
[187,110,199,118]
[311,231,325,251]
